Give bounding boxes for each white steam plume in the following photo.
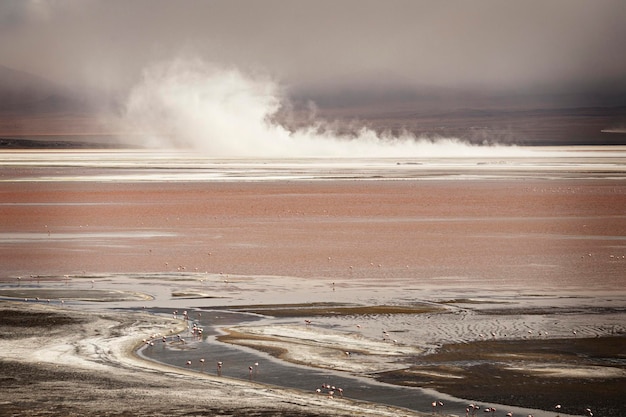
[123,59,515,158]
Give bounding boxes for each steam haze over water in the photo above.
[1,0,625,148]
[121,59,528,157]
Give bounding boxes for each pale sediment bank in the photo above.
[217,311,626,417]
[3,285,625,416]
[0,288,153,302]
[0,301,425,417]
[220,324,422,374]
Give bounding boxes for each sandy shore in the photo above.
[0,301,424,417]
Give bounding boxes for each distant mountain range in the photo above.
[0,65,88,113]
[0,66,122,139]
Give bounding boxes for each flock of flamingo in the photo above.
[145,317,353,400]
[455,402,594,417]
[11,274,602,417]
[139,309,601,417]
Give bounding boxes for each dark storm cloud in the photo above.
[1,0,625,101]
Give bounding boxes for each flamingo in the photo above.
[554,404,562,417]
[217,361,223,376]
[199,358,205,371]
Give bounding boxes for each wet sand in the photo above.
[216,304,625,417]
[385,336,626,416]
[0,301,421,417]
[1,155,625,416]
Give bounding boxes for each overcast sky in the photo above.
[1,0,625,105]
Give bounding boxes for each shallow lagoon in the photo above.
[1,146,625,416]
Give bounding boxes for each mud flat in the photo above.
[0,288,152,302]
[376,336,626,417]
[1,150,625,416]
[221,324,423,374]
[0,301,425,417]
[217,303,626,417]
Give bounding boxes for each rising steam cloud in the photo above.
[123,59,514,158]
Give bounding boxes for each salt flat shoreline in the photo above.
[0,301,425,417]
[3,294,623,417]
[1,154,624,415]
